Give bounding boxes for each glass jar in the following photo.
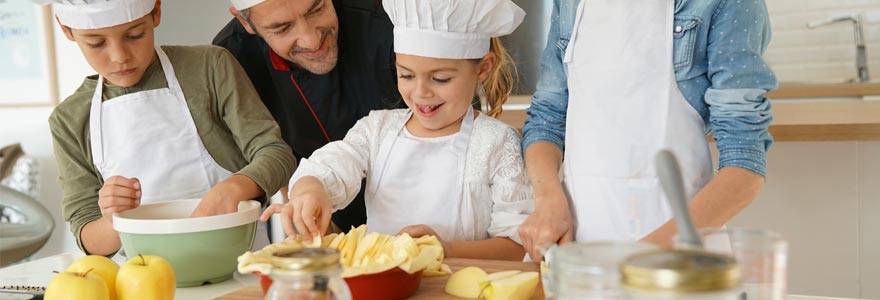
[550,242,658,300]
[265,248,352,300]
[620,249,742,300]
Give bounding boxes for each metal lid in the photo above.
[270,248,341,274]
[620,249,740,293]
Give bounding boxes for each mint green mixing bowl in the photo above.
[113,199,260,287]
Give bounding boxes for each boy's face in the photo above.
[62,12,160,88]
[236,0,339,75]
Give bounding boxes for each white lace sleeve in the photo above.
[289,114,377,210]
[488,126,535,244]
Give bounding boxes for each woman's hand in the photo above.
[518,188,574,262]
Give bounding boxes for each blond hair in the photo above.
[477,37,517,118]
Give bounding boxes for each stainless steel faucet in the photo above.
[807,14,870,83]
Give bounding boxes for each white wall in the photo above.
[153,0,233,46]
[765,0,880,83]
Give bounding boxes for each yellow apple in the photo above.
[445,266,489,298]
[479,270,540,300]
[66,255,119,300]
[116,254,176,300]
[45,268,110,300]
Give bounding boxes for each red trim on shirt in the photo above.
[268,48,331,143]
[289,74,331,143]
[268,49,291,71]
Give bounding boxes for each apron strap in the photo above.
[155,46,183,93]
[89,76,106,166]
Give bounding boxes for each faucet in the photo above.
[807,14,870,83]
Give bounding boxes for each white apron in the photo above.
[90,46,269,250]
[365,108,476,241]
[562,0,714,242]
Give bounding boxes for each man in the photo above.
[518,0,777,261]
[213,0,404,230]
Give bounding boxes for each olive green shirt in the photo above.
[49,45,296,253]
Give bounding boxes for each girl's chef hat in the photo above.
[34,0,157,30]
[383,0,525,59]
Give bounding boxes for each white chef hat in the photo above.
[230,0,264,11]
[383,0,525,59]
[33,0,156,30]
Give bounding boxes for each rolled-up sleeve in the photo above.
[488,128,535,244]
[706,0,777,176]
[522,0,569,154]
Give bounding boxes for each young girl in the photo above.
[45,0,295,256]
[262,0,533,261]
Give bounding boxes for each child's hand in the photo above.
[397,224,442,239]
[261,176,332,243]
[191,175,260,218]
[398,224,450,255]
[97,176,141,221]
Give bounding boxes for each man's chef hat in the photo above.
[33,0,156,30]
[383,0,525,59]
[230,0,263,11]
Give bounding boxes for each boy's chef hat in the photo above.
[230,0,263,11]
[383,0,525,59]
[33,0,156,30]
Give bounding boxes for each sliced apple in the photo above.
[445,266,489,298]
[479,271,540,300]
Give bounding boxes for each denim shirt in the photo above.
[522,0,777,176]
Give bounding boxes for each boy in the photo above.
[45,0,295,256]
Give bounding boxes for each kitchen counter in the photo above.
[0,252,867,300]
[502,90,880,141]
[767,82,880,99]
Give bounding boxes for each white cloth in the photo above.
[89,46,269,250]
[561,0,714,242]
[291,109,533,243]
[383,0,525,59]
[37,0,156,30]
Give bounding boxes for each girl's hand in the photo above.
[398,224,450,256]
[261,176,332,243]
[397,224,442,239]
[98,176,141,220]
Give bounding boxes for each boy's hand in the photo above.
[98,176,141,220]
[191,175,259,218]
[261,176,332,243]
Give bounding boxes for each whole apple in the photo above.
[116,254,176,300]
[45,268,110,300]
[66,255,119,300]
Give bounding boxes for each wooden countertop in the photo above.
[502,97,880,142]
[215,258,543,300]
[767,82,880,99]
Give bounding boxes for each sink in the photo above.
[0,185,54,267]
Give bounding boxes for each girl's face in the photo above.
[395,53,493,137]
[62,11,160,88]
